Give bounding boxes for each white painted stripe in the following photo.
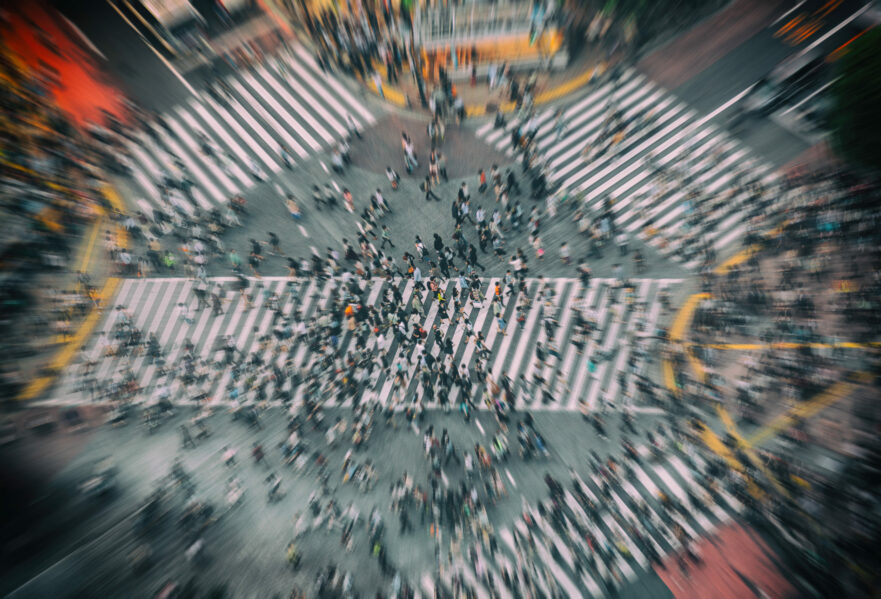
[176,104,253,186]
[260,62,347,138]
[245,67,326,151]
[197,93,282,172]
[162,112,239,195]
[293,46,375,124]
[230,77,308,158]
[271,56,351,136]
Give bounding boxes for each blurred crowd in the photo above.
[680,168,881,595]
[0,28,123,397]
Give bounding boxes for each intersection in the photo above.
[3,1,879,598]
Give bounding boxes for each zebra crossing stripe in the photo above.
[60,277,686,411]
[244,68,323,153]
[162,112,239,196]
[175,105,253,187]
[292,45,375,124]
[255,63,344,144]
[229,77,310,160]
[474,67,783,269]
[116,42,382,217]
[197,92,282,172]
[268,58,347,137]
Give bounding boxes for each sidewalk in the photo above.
[13,184,126,403]
[349,43,610,117]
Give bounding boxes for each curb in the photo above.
[357,61,608,118]
[16,183,126,402]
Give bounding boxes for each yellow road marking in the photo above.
[18,184,126,402]
[816,0,843,19]
[699,421,765,499]
[122,0,177,55]
[748,373,871,446]
[17,278,120,401]
[367,62,605,116]
[791,21,823,44]
[691,341,881,350]
[77,215,103,273]
[718,405,788,497]
[669,292,709,342]
[662,357,677,392]
[686,347,706,383]
[535,64,604,104]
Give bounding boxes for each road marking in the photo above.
[474,419,485,436]
[669,293,710,342]
[631,406,666,414]
[800,2,872,56]
[505,468,517,488]
[691,340,881,350]
[749,374,871,446]
[105,0,195,96]
[781,78,838,115]
[697,85,755,126]
[771,0,808,26]
[60,14,107,60]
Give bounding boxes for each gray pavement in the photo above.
[11,1,861,596]
[3,403,698,599]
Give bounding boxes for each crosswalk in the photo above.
[475,67,783,270]
[413,449,745,599]
[120,44,378,217]
[48,275,681,410]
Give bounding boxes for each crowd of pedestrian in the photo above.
[670,168,881,596]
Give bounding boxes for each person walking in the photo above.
[423,176,441,202]
[412,292,424,317]
[468,244,485,271]
[402,132,418,172]
[381,226,395,249]
[560,241,570,265]
[451,199,462,228]
[386,166,400,190]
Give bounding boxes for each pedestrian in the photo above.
[212,293,224,316]
[285,195,301,220]
[429,155,440,184]
[560,242,570,265]
[386,166,400,190]
[461,199,475,225]
[268,231,282,255]
[371,189,388,215]
[531,234,545,260]
[617,232,628,256]
[180,423,196,449]
[451,199,462,227]
[412,291,424,316]
[554,108,567,140]
[381,225,395,249]
[372,70,384,98]
[423,177,441,202]
[249,251,262,277]
[343,188,354,213]
[506,170,522,196]
[280,144,294,170]
[402,132,418,171]
[478,169,487,193]
[468,244,485,271]
[178,301,194,324]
